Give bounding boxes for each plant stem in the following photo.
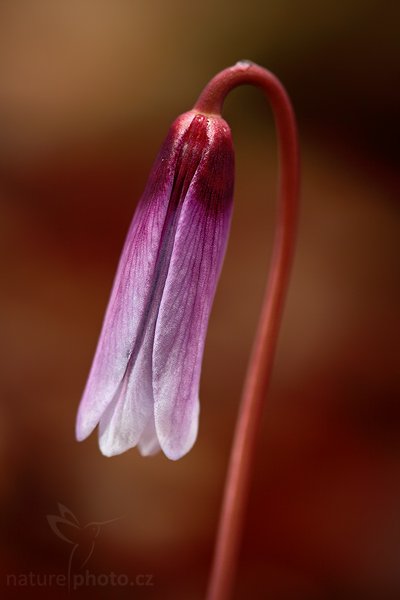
[194,61,300,600]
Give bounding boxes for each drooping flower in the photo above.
[76,110,234,460]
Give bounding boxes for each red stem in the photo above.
[194,61,300,600]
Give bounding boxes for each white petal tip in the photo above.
[158,426,198,460]
[155,400,200,461]
[161,444,195,461]
[138,445,161,458]
[98,427,132,457]
[75,420,92,443]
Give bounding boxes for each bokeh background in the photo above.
[1,1,399,598]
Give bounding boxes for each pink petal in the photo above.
[76,115,194,444]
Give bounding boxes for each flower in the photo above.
[76,110,234,460]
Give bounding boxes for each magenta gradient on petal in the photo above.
[76,110,234,460]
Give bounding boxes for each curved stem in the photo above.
[195,62,300,600]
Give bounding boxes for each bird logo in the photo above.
[47,503,121,590]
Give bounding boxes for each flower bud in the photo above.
[76,110,234,460]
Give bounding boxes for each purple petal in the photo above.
[153,118,234,460]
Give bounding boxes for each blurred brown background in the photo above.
[0,1,399,598]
